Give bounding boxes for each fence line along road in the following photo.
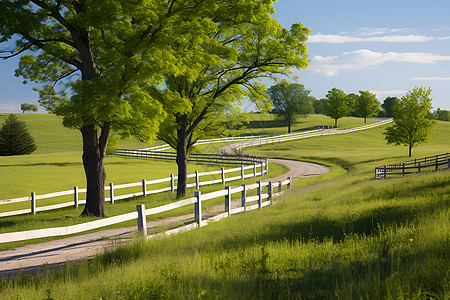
[375,153,450,179]
[0,162,268,218]
[0,177,291,244]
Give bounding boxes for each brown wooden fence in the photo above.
[375,153,450,179]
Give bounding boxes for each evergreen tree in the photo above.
[0,114,36,156]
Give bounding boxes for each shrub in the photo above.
[0,114,37,155]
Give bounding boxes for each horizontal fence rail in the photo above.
[233,119,393,153]
[141,127,334,152]
[114,149,267,165]
[0,177,291,244]
[375,153,450,179]
[0,162,268,218]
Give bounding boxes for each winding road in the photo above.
[0,155,330,279]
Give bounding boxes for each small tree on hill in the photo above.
[324,88,354,127]
[20,103,38,113]
[381,96,401,117]
[354,90,380,123]
[267,82,314,133]
[0,114,36,156]
[384,87,434,157]
[432,108,450,121]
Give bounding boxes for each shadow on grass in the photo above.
[243,119,287,130]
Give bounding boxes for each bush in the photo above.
[0,114,37,156]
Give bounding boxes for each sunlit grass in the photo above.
[0,115,448,298]
[1,171,448,299]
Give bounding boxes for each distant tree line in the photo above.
[268,83,449,131]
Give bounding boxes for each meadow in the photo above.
[0,113,448,298]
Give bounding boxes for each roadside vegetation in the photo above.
[0,115,448,298]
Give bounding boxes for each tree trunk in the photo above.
[334,118,338,128]
[364,116,367,123]
[176,126,189,198]
[288,121,291,133]
[80,123,110,217]
[409,145,412,157]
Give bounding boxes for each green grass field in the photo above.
[0,114,448,298]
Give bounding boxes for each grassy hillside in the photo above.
[0,113,81,154]
[1,120,448,298]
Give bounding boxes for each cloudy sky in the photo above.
[0,0,449,113]
[272,0,450,110]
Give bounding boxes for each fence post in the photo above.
[109,182,114,204]
[241,184,246,211]
[221,167,226,184]
[136,204,147,236]
[402,163,405,176]
[268,182,273,204]
[384,165,387,178]
[260,162,264,176]
[225,186,231,217]
[418,163,421,173]
[448,159,450,169]
[195,171,200,189]
[278,181,282,193]
[74,186,78,209]
[257,181,262,209]
[253,164,256,177]
[241,164,244,180]
[195,191,202,227]
[287,177,291,189]
[142,179,147,196]
[266,159,269,174]
[31,192,36,215]
[170,174,175,193]
[435,160,438,171]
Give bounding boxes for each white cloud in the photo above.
[0,103,20,112]
[310,49,450,76]
[355,27,409,36]
[308,34,449,43]
[410,77,450,81]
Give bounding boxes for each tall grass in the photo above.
[1,171,448,299]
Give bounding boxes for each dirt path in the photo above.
[0,158,329,279]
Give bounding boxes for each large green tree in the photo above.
[324,88,354,127]
[0,1,207,216]
[267,82,314,133]
[384,87,434,157]
[0,114,36,156]
[354,90,380,123]
[152,1,310,197]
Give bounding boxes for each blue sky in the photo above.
[0,0,449,113]
[272,0,450,110]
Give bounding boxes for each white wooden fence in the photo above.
[233,119,393,152]
[0,177,291,244]
[0,162,268,218]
